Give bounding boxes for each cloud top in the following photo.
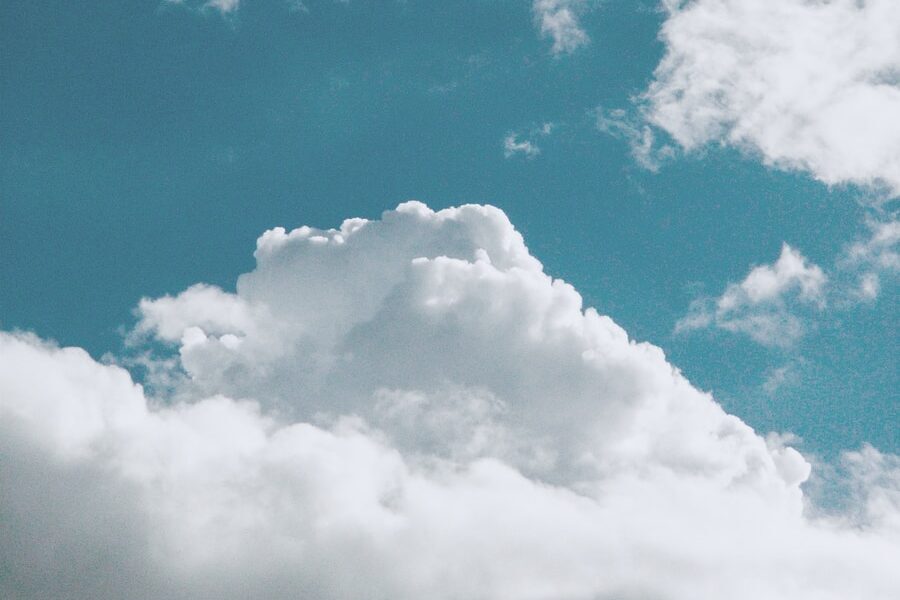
[2,203,898,599]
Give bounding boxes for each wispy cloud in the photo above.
[762,361,801,395]
[595,106,675,172]
[839,215,900,301]
[503,122,554,159]
[165,0,242,15]
[532,0,590,55]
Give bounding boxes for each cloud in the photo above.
[503,123,553,159]
[762,362,800,396]
[2,203,899,599]
[644,0,900,194]
[596,106,676,171]
[503,134,540,159]
[839,215,900,301]
[165,0,242,15]
[207,0,241,12]
[533,0,590,55]
[678,219,898,344]
[677,243,827,346]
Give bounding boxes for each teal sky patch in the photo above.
[1,0,896,461]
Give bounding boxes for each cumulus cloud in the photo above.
[644,0,900,194]
[2,203,899,599]
[676,243,827,346]
[533,0,590,55]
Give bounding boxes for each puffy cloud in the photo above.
[533,0,590,55]
[2,203,899,599]
[676,243,827,346]
[645,0,900,194]
[640,0,900,305]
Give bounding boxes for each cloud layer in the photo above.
[2,203,899,599]
[645,0,900,194]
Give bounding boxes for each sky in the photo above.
[1,1,898,599]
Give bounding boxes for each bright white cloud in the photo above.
[2,204,898,599]
[645,0,900,194]
[533,0,590,55]
[677,243,827,346]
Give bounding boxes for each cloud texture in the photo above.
[676,244,827,346]
[165,0,241,15]
[2,203,899,599]
[533,0,590,55]
[646,0,900,194]
[840,217,900,300]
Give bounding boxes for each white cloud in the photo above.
[645,0,900,194]
[503,134,540,158]
[207,0,240,12]
[503,123,554,159]
[676,243,827,346]
[533,0,590,55]
[165,0,242,15]
[2,204,899,599]
[678,218,898,342]
[839,445,900,532]
[840,215,900,300]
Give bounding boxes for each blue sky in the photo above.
[2,2,900,598]
[3,0,893,456]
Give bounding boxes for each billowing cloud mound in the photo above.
[646,0,900,194]
[2,203,899,599]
